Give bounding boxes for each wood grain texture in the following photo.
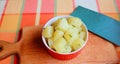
[0,26,119,64]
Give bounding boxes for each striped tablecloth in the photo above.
[0,0,120,64]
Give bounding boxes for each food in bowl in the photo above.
[42,17,87,54]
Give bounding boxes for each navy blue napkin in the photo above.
[71,6,120,46]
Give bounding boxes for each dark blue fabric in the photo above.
[71,6,120,46]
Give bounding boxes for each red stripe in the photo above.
[116,0,120,12]
[40,0,54,26]
[96,0,101,13]
[14,29,22,64]
[20,0,38,28]
[23,0,38,13]
[72,0,75,9]
[14,55,19,64]
[0,0,8,26]
[41,0,54,13]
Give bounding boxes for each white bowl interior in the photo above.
[42,15,88,54]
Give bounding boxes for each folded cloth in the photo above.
[71,6,120,46]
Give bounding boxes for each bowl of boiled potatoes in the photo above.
[42,16,88,60]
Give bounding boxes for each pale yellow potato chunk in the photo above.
[77,27,82,33]
[64,32,78,45]
[79,31,85,40]
[43,17,86,53]
[64,25,79,45]
[67,17,82,28]
[55,18,69,32]
[71,38,85,51]
[51,19,60,27]
[42,26,54,38]
[53,30,64,41]
[66,25,79,34]
[64,44,72,53]
[47,38,54,49]
[52,37,67,53]
[64,32,71,42]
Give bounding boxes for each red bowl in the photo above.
[42,16,88,60]
[47,46,83,60]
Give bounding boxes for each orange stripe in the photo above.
[56,0,73,14]
[20,0,38,28]
[113,0,120,20]
[0,0,8,26]
[0,32,16,42]
[0,57,11,64]
[20,13,36,28]
[5,0,23,14]
[39,0,54,26]
[56,13,70,16]
[0,32,16,64]
[0,0,24,64]
[98,0,117,13]
[40,13,54,26]
[0,14,21,32]
[0,0,23,32]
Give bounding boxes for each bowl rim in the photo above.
[42,15,88,55]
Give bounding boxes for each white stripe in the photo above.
[0,0,6,19]
[75,0,98,12]
[35,0,41,26]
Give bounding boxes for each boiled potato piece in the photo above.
[64,32,71,42]
[53,30,64,41]
[77,27,82,33]
[79,31,85,40]
[55,18,69,32]
[68,36,78,45]
[42,17,87,53]
[71,38,84,51]
[64,25,79,45]
[51,19,60,27]
[64,44,72,53]
[47,38,54,48]
[64,32,79,45]
[66,25,79,34]
[67,17,82,28]
[52,37,67,53]
[42,26,54,38]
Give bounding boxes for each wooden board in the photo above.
[0,26,119,64]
